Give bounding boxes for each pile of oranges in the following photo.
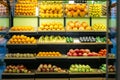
[39,1,63,18]
[38,22,64,31]
[18,0,37,3]
[15,3,37,16]
[8,35,36,44]
[11,26,34,31]
[37,52,62,57]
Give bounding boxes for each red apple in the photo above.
[92,52,98,56]
[74,49,80,53]
[83,53,88,56]
[69,49,75,54]
[73,53,78,56]
[67,52,72,56]
[78,53,83,56]
[87,53,93,56]
[84,49,90,53]
[79,49,85,53]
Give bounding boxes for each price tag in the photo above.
[69,1,74,4]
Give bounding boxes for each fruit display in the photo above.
[65,4,88,17]
[89,4,102,17]
[66,37,74,43]
[8,35,37,44]
[99,64,106,72]
[38,35,66,43]
[18,0,37,3]
[15,3,37,16]
[10,26,35,31]
[102,5,107,16]
[39,1,63,18]
[79,36,96,43]
[66,21,91,31]
[108,65,116,72]
[37,64,66,72]
[69,64,94,72]
[96,37,106,43]
[92,23,106,31]
[38,22,64,31]
[98,49,107,56]
[4,65,31,73]
[5,53,36,58]
[0,26,7,31]
[67,49,98,56]
[108,54,115,58]
[37,52,62,57]
[0,2,9,16]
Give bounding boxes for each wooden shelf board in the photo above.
[2,73,35,75]
[5,57,36,60]
[67,56,100,59]
[14,16,38,18]
[38,30,66,32]
[7,42,37,45]
[108,72,116,74]
[36,55,67,59]
[37,42,110,45]
[35,72,68,74]
[66,30,107,33]
[69,69,102,74]
[2,79,34,80]
[9,30,37,33]
[0,16,9,18]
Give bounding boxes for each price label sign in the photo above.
[69,1,74,4]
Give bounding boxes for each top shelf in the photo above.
[13,16,107,18]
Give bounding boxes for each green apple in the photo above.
[70,67,74,72]
[78,68,82,72]
[81,68,85,72]
[71,64,75,68]
[90,69,94,72]
[86,69,90,72]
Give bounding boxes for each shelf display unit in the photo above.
[1,0,116,80]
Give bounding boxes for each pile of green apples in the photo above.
[99,64,106,72]
[69,64,94,72]
[39,35,74,43]
[38,35,66,43]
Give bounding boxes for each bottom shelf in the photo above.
[70,78,103,80]
[35,78,68,80]
[2,79,34,80]
[2,78,116,80]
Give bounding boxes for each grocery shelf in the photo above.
[9,30,37,34]
[91,16,107,18]
[7,42,37,46]
[4,55,116,60]
[36,55,67,59]
[2,79,34,80]
[14,16,38,18]
[69,69,102,75]
[39,17,64,19]
[35,78,68,80]
[4,57,36,60]
[65,30,107,33]
[101,72,116,75]
[0,30,8,34]
[37,42,112,45]
[67,56,100,59]
[108,72,116,75]
[38,30,66,33]
[2,72,35,75]
[0,16,9,18]
[35,72,68,74]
